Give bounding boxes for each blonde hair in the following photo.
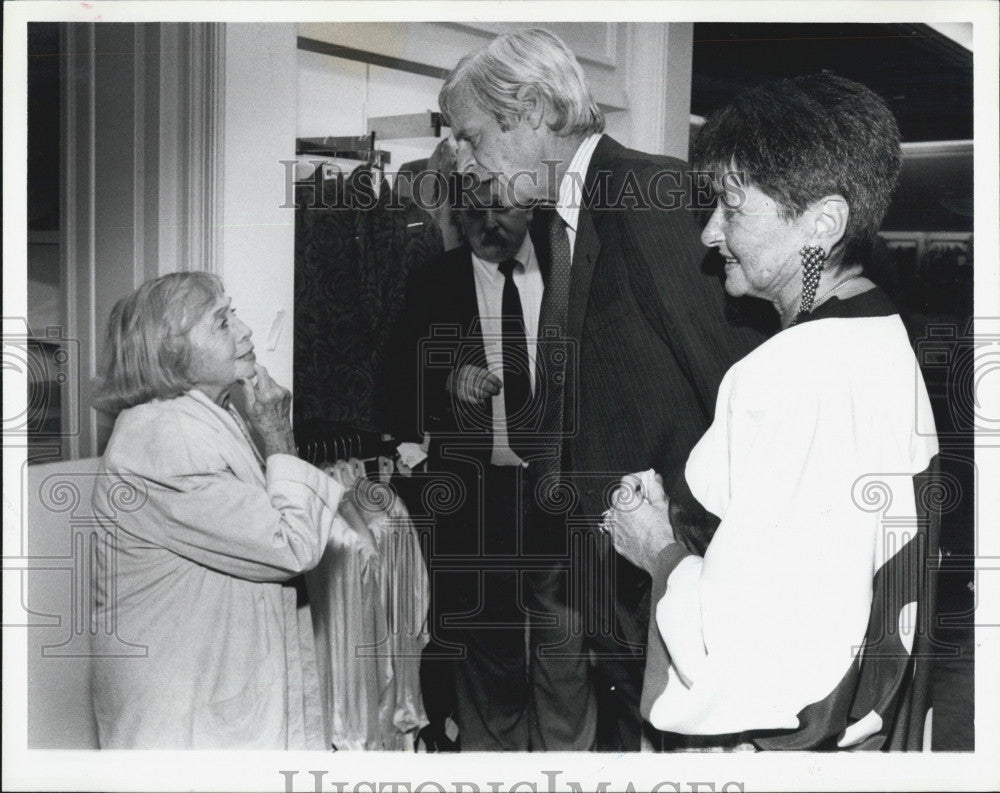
[439,28,604,137]
[95,272,224,414]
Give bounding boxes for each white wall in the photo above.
[298,50,445,177]
[297,22,694,157]
[621,23,694,160]
[298,21,632,112]
[220,24,299,393]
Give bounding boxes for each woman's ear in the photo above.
[810,194,849,250]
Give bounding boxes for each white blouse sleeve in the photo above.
[649,343,891,735]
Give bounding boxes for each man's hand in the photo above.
[446,364,502,404]
[240,363,296,457]
[604,469,675,573]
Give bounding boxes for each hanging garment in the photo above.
[351,475,431,745]
[294,165,444,432]
[305,460,430,750]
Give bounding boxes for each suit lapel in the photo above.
[529,207,554,285]
[566,207,600,344]
[454,248,485,351]
[448,247,490,448]
[566,136,620,343]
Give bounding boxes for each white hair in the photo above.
[439,28,604,137]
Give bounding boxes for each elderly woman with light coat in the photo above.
[90,272,341,749]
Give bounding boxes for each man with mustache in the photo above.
[392,177,595,750]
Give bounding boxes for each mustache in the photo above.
[477,228,511,247]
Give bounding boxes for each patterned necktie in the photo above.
[497,258,532,442]
[534,213,573,505]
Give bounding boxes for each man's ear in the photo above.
[516,85,547,131]
[810,194,849,250]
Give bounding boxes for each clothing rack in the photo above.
[296,133,391,168]
[295,111,450,170]
[366,111,448,140]
[295,418,397,467]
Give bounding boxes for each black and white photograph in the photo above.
[3,2,998,791]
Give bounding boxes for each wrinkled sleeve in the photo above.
[102,417,345,582]
[647,369,882,735]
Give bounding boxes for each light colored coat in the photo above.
[90,390,344,749]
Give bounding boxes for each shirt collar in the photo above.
[556,133,603,232]
[471,233,535,280]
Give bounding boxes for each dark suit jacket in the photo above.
[389,245,492,470]
[389,206,552,460]
[389,235,552,561]
[537,135,766,520]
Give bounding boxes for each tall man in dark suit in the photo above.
[438,28,766,750]
[391,178,596,750]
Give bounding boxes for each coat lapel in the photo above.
[443,248,489,444]
[566,207,600,345]
[566,136,619,344]
[185,390,266,486]
[453,247,485,354]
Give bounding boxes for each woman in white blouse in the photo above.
[605,73,939,750]
[91,272,344,749]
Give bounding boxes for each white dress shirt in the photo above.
[470,233,543,466]
[555,133,603,261]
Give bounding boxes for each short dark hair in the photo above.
[691,72,902,265]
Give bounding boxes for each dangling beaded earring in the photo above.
[795,244,828,322]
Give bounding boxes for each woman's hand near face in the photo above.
[605,469,675,573]
[240,363,296,457]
